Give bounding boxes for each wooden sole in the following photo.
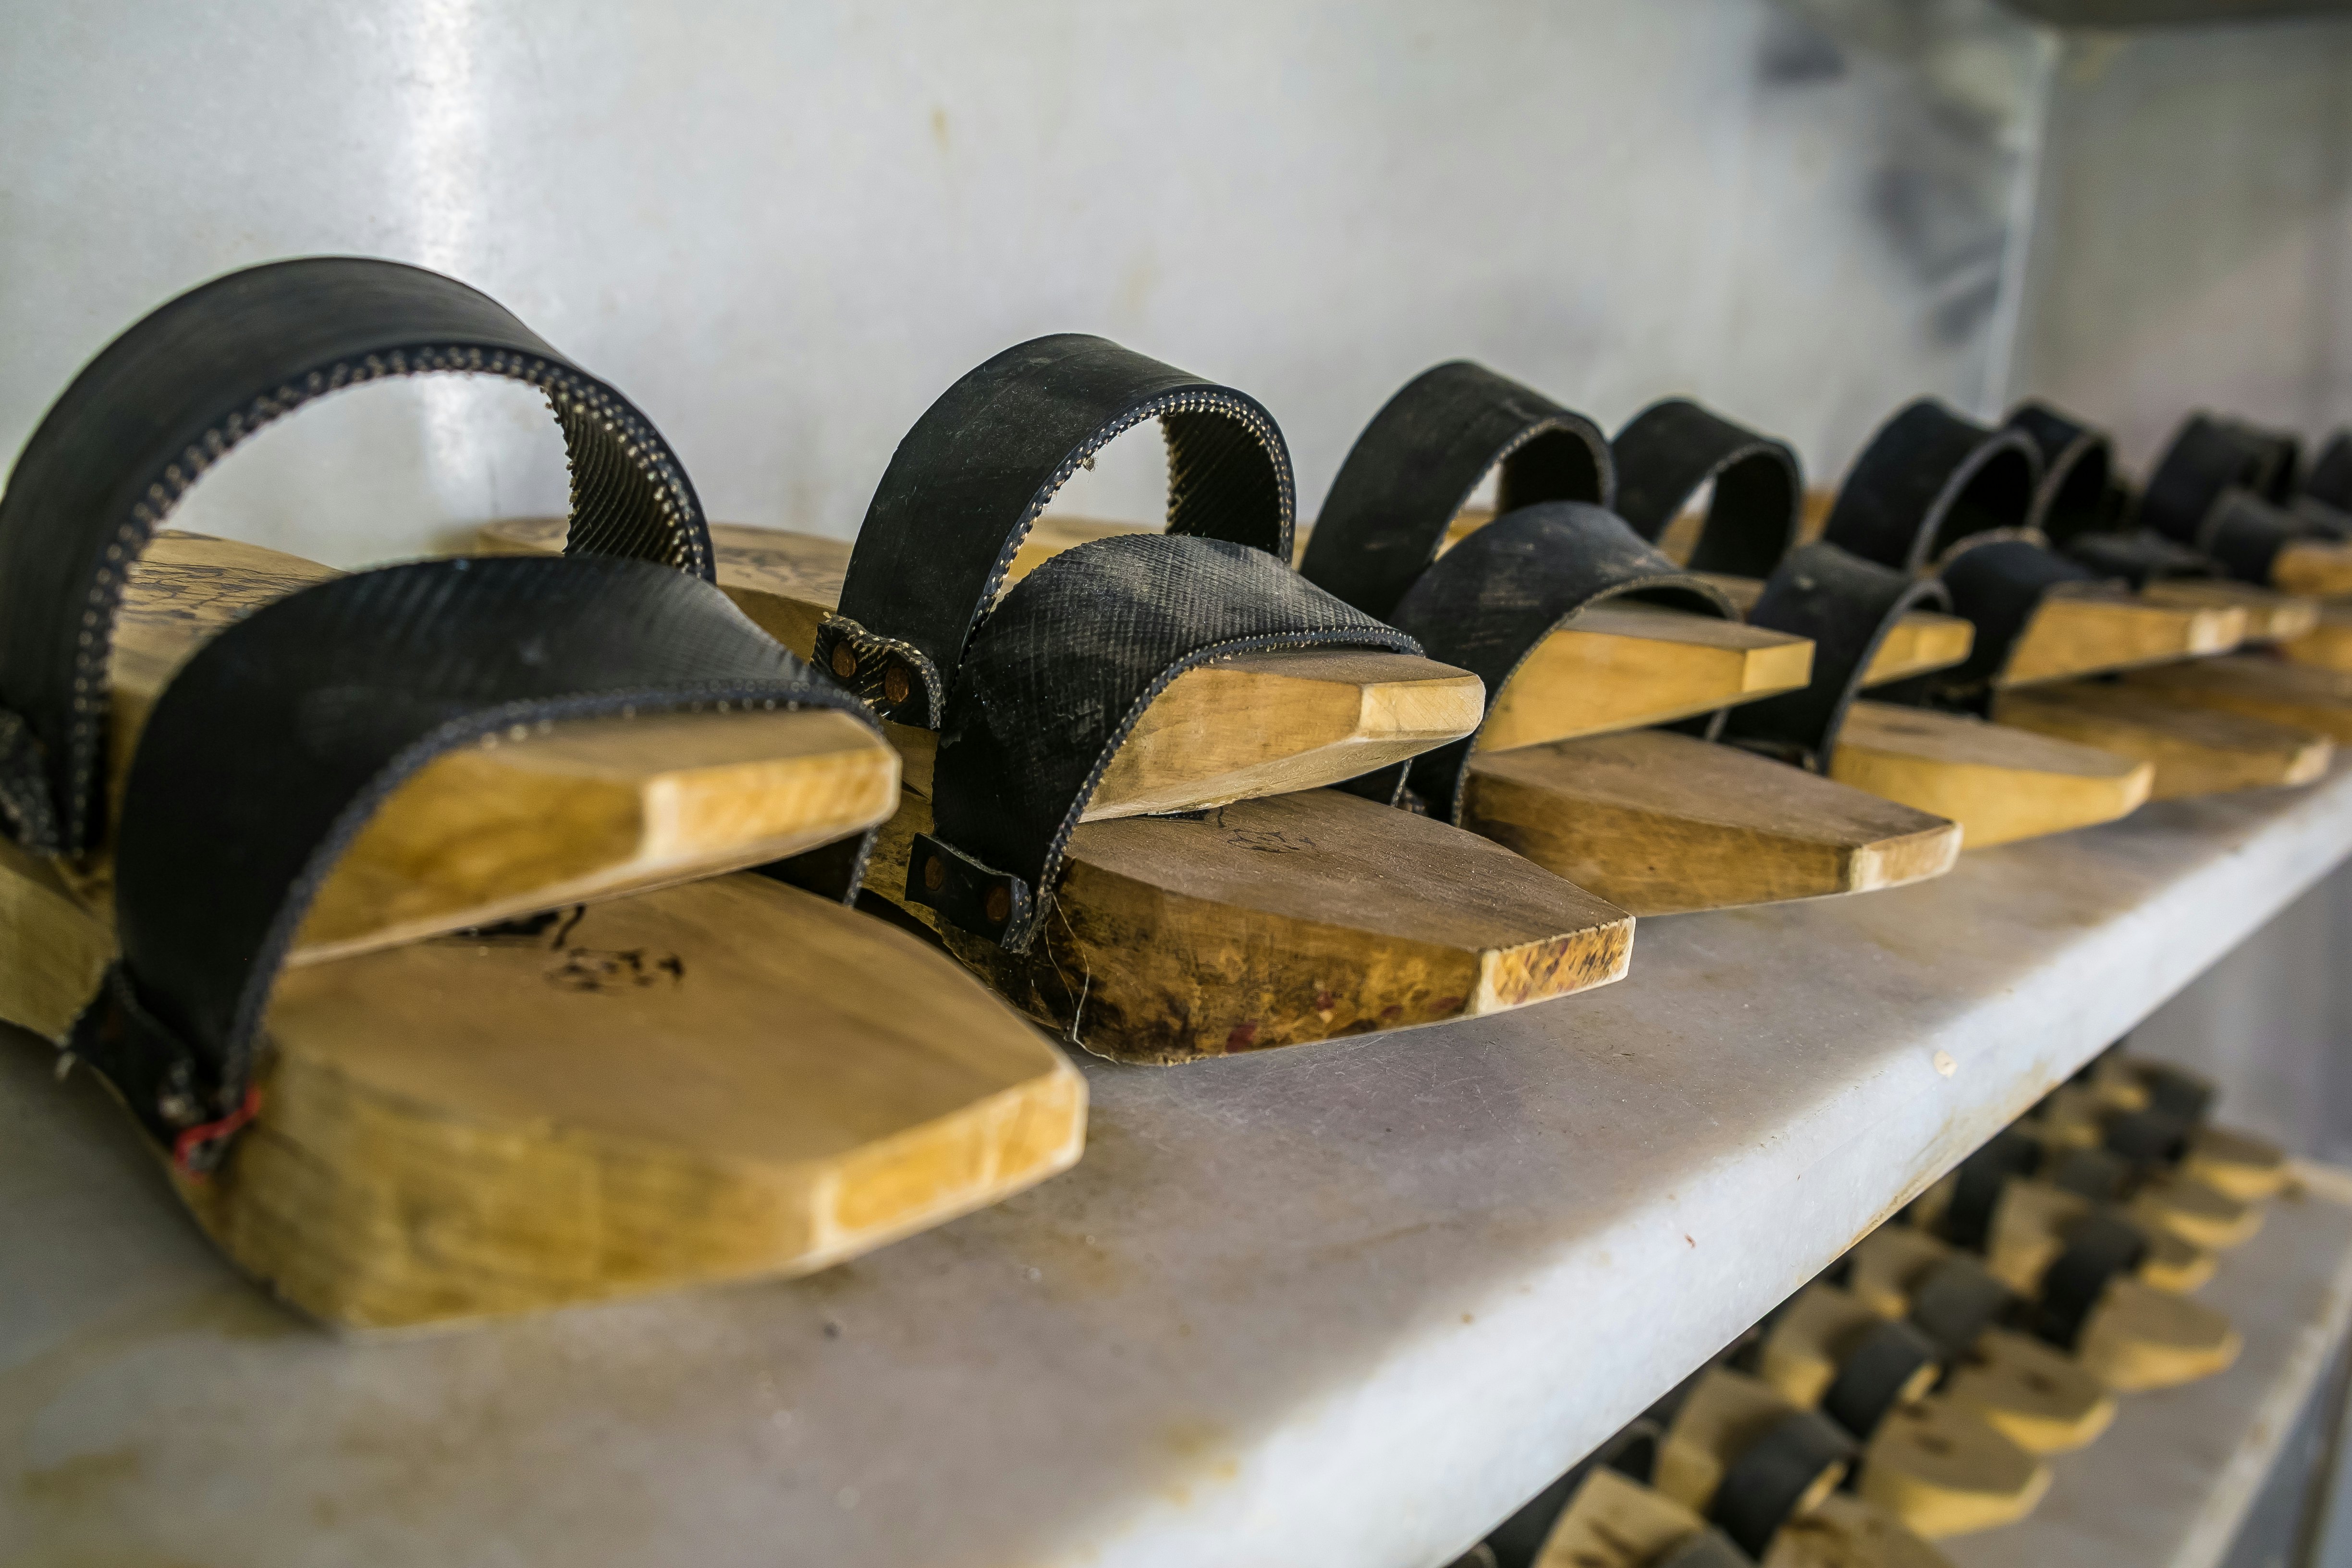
[1462,729,1958,916]
[1994,586,2243,687]
[1535,1467,1722,1568]
[1764,1492,1957,1568]
[2276,600,2352,672]
[482,518,1491,816]
[102,532,904,964]
[2122,654,2352,742]
[2078,1275,2241,1392]
[1982,1178,2216,1294]
[1939,1328,2116,1455]
[1989,681,2331,801]
[1829,701,2152,849]
[2271,540,2352,597]
[2142,579,2319,644]
[870,787,1633,1065]
[2187,1125,2292,1201]
[3,851,1085,1329]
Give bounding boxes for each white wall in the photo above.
[0,0,2051,567]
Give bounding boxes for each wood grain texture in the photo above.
[6,868,1086,1329]
[1463,729,1958,916]
[2122,654,2352,742]
[1474,602,1814,751]
[2142,579,2319,644]
[1995,585,2243,688]
[2276,600,2352,673]
[2270,540,2352,597]
[109,532,903,964]
[1989,682,2331,801]
[870,788,1633,1065]
[1830,701,2152,849]
[488,518,1484,814]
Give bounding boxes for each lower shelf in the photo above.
[1944,1164,2352,1568]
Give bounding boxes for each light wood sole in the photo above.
[1829,701,2152,849]
[2143,579,2319,644]
[2122,654,2352,742]
[2276,600,2352,672]
[1463,729,1958,916]
[871,787,1633,1065]
[1990,682,2331,801]
[1995,586,2243,687]
[4,856,1085,1329]
[2271,540,2352,598]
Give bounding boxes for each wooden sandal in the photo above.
[1291,366,1956,916]
[2068,1044,2291,1200]
[2141,413,2352,595]
[0,259,1082,1328]
[637,336,1630,1062]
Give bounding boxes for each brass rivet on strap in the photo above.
[985,886,1011,924]
[883,663,912,706]
[923,855,947,892]
[830,645,857,680]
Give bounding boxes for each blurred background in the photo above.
[4,0,2351,1145]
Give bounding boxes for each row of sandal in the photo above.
[1450,1043,2284,1568]
[0,257,2339,1331]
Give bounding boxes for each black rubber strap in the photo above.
[2196,488,2302,585]
[1299,361,1612,621]
[2139,1062,2215,1123]
[69,553,874,1174]
[2006,402,2115,545]
[1821,1318,1939,1440]
[907,533,1415,952]
[0,257,713,859]
[2311,432,2352,511]
[1944,1128,2045,1250]
[1821,400,2042,572]
[2296,496,2352,540]
[1378,502,1735,822]
[2030,1213,2149,1350]
[1654,1531,1752,1568]
[1722,542,1950,769]
[1933,532,2100,702]
[1907,1256,2020,1360]
[2064,529,2216,588]
[2141,414,2277,544]
[2106,1108,2193,1166]
[2231,421,2304,503]
[1711,1411,1852,1559]
[2045,1146,2133,1202]
[818,334,1291,728]
[1611,399,1802,578]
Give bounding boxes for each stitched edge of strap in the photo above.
[1300,360,1613,621]
[819,334,1295,728]
[1611,397,1804,578]
[0,256,714,858]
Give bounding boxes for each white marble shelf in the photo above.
[10,765,2352,1568]
[1944,1164,2352,1568]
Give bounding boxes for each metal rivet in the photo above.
[985,886,1011,925]
[830,645,858,680]
[923,856,946,892]
[883,665,911,706]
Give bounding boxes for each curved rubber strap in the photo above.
[2197,488,2302,585]
[2141,414,2276,544]
[1723,542,1950,769]
[1907,1256,2020,1360]
[1381,502,1736,823]
[819,334,1293,727]
[2106,1108,2193,1166]
[1611,399,1803,577]
[1821,1319,1940,1440]
[1821,399,2042,572]
[2005,402,2115,545]
[0,257,714,858]
[68,554,874,1174]
[2232,421,2303,503]
[2065,529,2216,588]
[1711,1411,1853,1559]
[2031,1213,2150,1350]
[2046,1146,2133,1202]
[1934,532,2099,702]
[1299,361,1613,621]
[2296,495,2352,540]
[2140,1062,2214,1123]
[2312,432,2352,511]
[1944,1128,2046,1250]
[908,533,1416,953]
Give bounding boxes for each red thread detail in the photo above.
[172,1087,262,1177]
